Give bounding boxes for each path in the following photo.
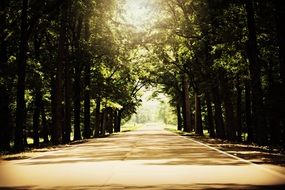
[0,123,285,189]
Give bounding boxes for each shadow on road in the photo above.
[1,124,285,189]
[17,132,247,166]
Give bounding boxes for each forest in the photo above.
[0,0,284,152]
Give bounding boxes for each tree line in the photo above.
[148,0,284,147]
[0,0,145,152]
[0,0,284,152]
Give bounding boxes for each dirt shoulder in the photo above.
[187,134,285,167]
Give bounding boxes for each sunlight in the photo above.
[128,87,176,124]
[122,0,156,30]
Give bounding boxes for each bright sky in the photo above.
[122,0,158,31]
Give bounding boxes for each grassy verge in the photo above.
[121,122,143,132]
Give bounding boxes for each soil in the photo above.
[188,135,285,167]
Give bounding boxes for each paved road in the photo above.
[1,124,285,189]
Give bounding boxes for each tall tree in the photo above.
[181,74,192,132]
[15,0,29,151]
[52,1,68,144]
[245,0,267,145]
[83,17,91,139]
[0,0,11,151]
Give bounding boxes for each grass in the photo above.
[121,122,143,132]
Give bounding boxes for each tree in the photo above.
[0,0,11,151]
[245,0,267,145]
[15,0,29,151]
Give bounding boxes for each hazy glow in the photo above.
[123,0,156,30]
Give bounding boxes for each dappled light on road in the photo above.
[1,124,285,189]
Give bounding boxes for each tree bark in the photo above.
[83,18,91,139]
[266,61,281,145]
[114,110,119,132]
[52,2,68,144]
[73,62,82,140]
[15,0,29,151]
[101,109,107,136]
[236,77,242,142]
[274,0,285,148]
[220,76,236,141]
[176,101,183,131]
[51,72,57,142]
[212,85,225,139]
[245,79,253,142]
[33,90,41,147]
[73,15,83,141]
[41,103,49,143]
[0,85,11,151]
[195,92,203,135]
[182,74,192,132]
[0,0,11,151]
[63,48,71,144]
[0,0,8,70]
[205,93,215,138]
[32,25,42,147]
[94,98,101,137]
[83,64,91,138]
[275,0,285,85]
[245,0,267,145]
[106,108,114,134]
[117,109,122,132]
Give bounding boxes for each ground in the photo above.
[0,123,285,189]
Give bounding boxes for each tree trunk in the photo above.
[245,0,267,145]
[0,0,11,151]
[176,101,183,131]
[275,0,285,85]
[245,79,253,142]
[266,60,281,145]
[195,92,203,135]
[51,72,57,142]
[83,67,91,138]
[117,109,122,132]
[83,62,91,138]
[73,62,82,141]
[107,108,114,134]
[212,85,225,139]
[0,86,11,151]
[221,76,236,141]
[32,25,41,147]
[205,93,215,138]
[15,0,29,151]
[41,103,49,143]
[63,50,71,144]
[33,90,41,147]
[73,15,83,141]
[236,77,242,142]
[114,110,119,132]
[83,18,91,139]
[52,3,67,144]
[94,98,101,137]
[274,0,285,148]
[101,109,107,136]
[182,74,192,132]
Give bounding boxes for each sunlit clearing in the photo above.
[129,88,176,124]
[122,0,157,31]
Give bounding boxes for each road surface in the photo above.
[1,124,285,189]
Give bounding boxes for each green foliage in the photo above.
[0,0,284,151]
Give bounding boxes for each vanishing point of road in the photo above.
[1,124,285,189]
